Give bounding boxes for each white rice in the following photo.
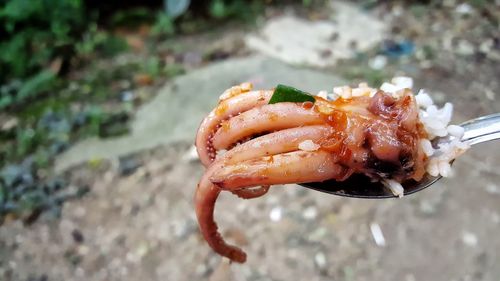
[298,140,320,152]
[447,125,465,139]
[317,90,328,99]
[414,84,470,181]
[383,179,404,198]
[419,139,435,157]
[391,76,413,89]
[380,82,400,94]
[316,76,470,197]
[415,90,433,108]
[340,87,352,99]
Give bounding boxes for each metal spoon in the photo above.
[300,113,500,198]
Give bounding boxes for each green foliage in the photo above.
[15,127,38,158]
[209,0,227,19]
[76,24,129,58]
[0,0,298,223]
[151,13,175,37]
[0,0,87,80]
[410,4,427,18]
[18,71,57,102]
[302,0,313,7]
[143,57,162,78]
[209,0,263,21]
[110,7,153,28]
[0,0,87,109]
[0,71,57,110]
[0,0,129,110]
[468,0,488,9]
[163,63,186,78]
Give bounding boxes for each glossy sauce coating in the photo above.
[313,91,427,182]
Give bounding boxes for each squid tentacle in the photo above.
[195,126,338,262]
[211,150,345,190]
[195,89,273,166]
[195,150,344,262]
[223,125,333,199]
[195,169,247,263]
[194,85,428,264]
[212,103,324,150]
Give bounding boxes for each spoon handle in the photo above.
[461,113,500,145]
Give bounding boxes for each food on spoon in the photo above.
[194,78,469,263]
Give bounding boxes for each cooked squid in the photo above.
[194,81,464,263]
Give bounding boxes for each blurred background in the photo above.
[0,0,499,280]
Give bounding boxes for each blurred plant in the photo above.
[161,0,264,24]
[151,13,175,37]
[409,4,427,18]
[0,0,87,83]
[208,0,262,21]
[302,0,313,7]
[468,0,488,9]
[143,57,162,78]
[0,0,130,111]
[163,63,186,77]
[0,0,319,224]
[0,71,56,110]
[110,7,153,28]
[76,23,128,58]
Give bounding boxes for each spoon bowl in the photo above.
[301,173,441,199]
[299,113,500,198]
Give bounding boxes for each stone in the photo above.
[456,40,475,56]
[245,2,386,67]
[369,223,386,247]
[369,55,388,70]
[314,251,327,272]
[462,232,478,247]
[118,156,142,176]
[120,90,135,102]
[302,206,318,220]
[1,116,18,131]
[418,200,436,215]
[484,183,499,194]
[455,3,473,15]
[307,227,327,242]
[269,207,282,222]
[55,55,345,172]
[71,229,84,243]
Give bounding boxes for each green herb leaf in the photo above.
[268,84,315,104]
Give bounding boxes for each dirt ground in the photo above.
[2,64,500,281]
[1,1,500,281]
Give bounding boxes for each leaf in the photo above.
[110,8,151,28]
[210,0,227,19]
[16,71,55,102]
[0,183,5,204]
[302,0,313,7]
[151,13,175,36]
[165,0,190,18]
[163,63,185,77]
[143,57,161,77]
[268,84,315,104]
[0,95,13,109]
[99,36,128,57]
